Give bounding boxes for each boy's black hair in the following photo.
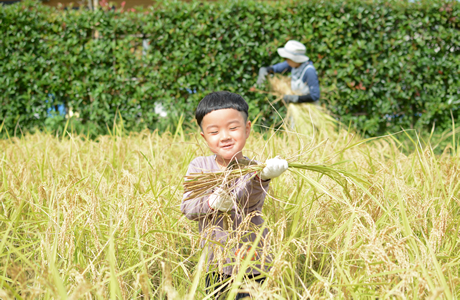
[196,91,249,129]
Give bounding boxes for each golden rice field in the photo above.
[0,107,459,299]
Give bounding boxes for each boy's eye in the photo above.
[230,127,238,130]
[210,131,218,134]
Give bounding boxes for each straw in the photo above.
[183,158,366,201]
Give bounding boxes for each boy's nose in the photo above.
[220,130,231,141]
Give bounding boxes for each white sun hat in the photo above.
[277,40,309,63]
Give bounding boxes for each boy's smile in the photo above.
[200,108,251,167]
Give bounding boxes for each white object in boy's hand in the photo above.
[208,187,234,212]
[260,157,289,180]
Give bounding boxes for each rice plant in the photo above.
[0,116,459,298]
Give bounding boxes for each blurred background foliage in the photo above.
[1,0,459,137]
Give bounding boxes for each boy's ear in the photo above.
[246,120,252,136]
[200,131,205,139]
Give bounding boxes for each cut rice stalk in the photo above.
[285,103,339,138]
[268,74,302,98]
[263,75,339,137]
[183,158,367,201]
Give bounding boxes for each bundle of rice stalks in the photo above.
[184,158,366,201]
[268,74,302,99]
[261,75,339,137]
[285,103,339,138]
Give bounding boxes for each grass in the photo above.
[0,113,459,299]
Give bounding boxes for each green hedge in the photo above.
[1,0,459,136]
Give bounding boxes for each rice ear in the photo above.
[227,158,259,170]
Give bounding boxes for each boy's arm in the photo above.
[181,191,213,221]
[234,174,270,214]
[182,164,269,218]
[233,157,288,213]
[181,160,214,221]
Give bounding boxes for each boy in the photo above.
[181,91,288,299]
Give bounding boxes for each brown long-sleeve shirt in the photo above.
[181,155,272,275]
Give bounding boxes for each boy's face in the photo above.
[200,108,251,165]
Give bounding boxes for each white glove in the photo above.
[256,67,268,86]
[283,95,300,103]
[260,157,288,180]
[208,187,235,212]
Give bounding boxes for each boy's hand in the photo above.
[260,157,289,180]
[208,187,234,212]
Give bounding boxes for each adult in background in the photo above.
[257,40,320,104]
